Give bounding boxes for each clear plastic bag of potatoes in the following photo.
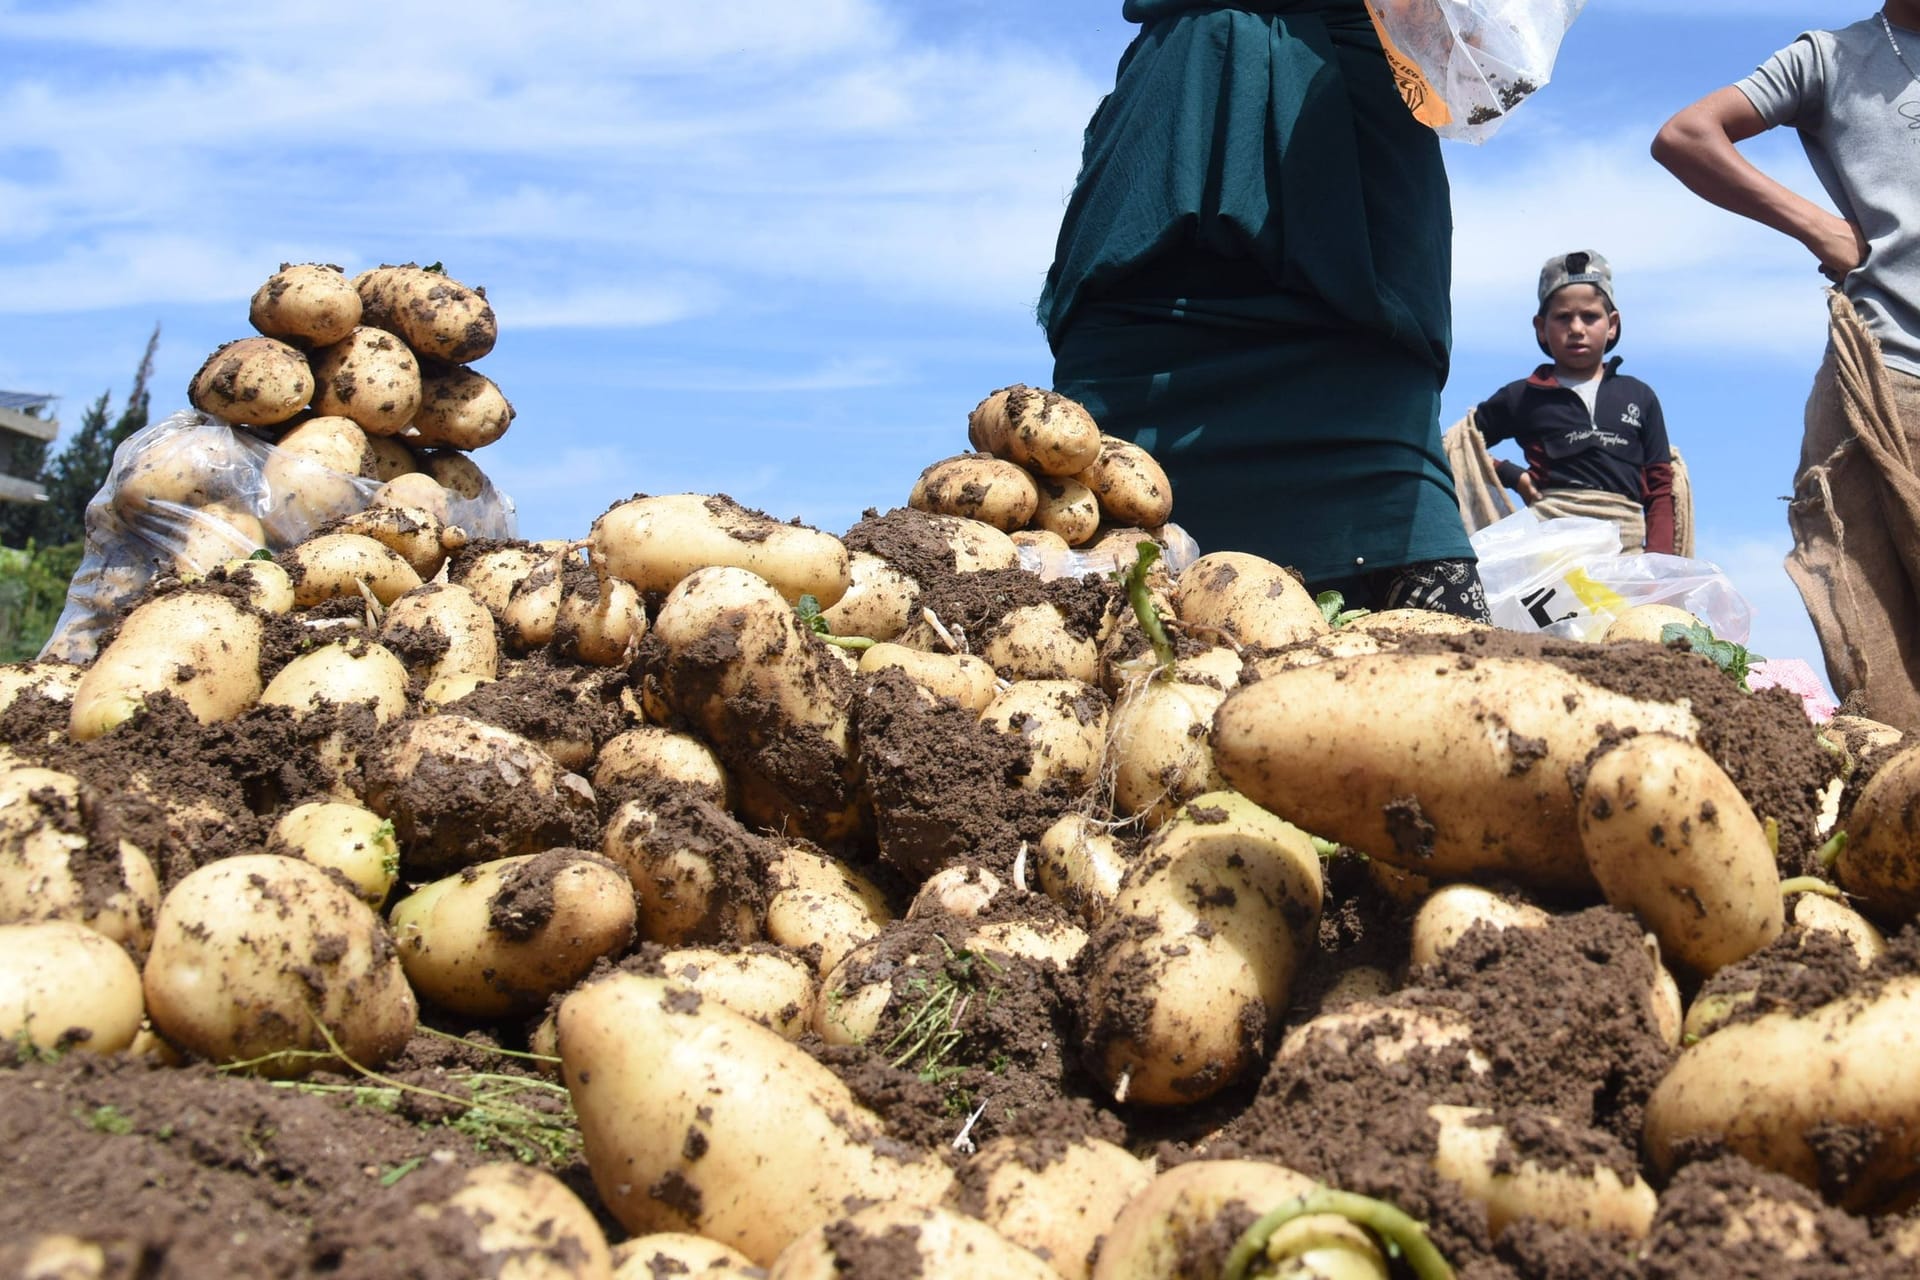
[42,409,518,662]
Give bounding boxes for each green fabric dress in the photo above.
[1042,0,1472,584]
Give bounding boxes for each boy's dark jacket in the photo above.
[1474,360,1676,555]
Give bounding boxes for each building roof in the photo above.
[0,391,56,414]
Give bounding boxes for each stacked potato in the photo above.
[907,385,1183,573]
[5,368,1914,1276]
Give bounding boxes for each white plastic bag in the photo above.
[1471,508,1751,643]
[1365,0,1587,143]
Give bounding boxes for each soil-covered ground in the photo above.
[2,505,1911,1279]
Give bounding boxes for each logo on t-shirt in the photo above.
[1901,99,1920,130]
[1622,403,1643,428]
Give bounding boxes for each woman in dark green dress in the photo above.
[1042,0,1487,617]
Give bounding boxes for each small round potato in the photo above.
[413,1163,613,1279]
[141,853,418,1077]
[979,679,1109,795]
[188,336,315,427]
[908,454,1040,532]
[249,263,363,347]
[980,603,1097,683]
[592,726,731,810]
[1032,476,1101,546]
[0,920,146,1056]
[309,326,423,436]
[283,532,424,607]
[268,800,400,907]
[818,552,918,644]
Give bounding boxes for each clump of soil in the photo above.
[1642,1154,1899,1279]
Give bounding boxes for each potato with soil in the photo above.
[410,364,515,450]
[1075,434,1173,527]
[141,853,416,1078]
[558,972,955,1265]
[1035,811,1131,925]
[333,502,467,580]
[857,643,999,712]
[362,713,598,875]
[966,1134,1153,1280]
[1080,790,1323,1106]
[1578,733,1784,975]
[769,1203,1057,1280]
[1172,550,1326,651]
[979,678,1109,796]
[268,800,399,907]
[354,263,498,364]
[592,726,731,811]
[283,531,423,607]
[1832,740,1920,923]
[1092,1159,1386,1280]
[1644,971,1920,1211]
[411,1162,614,1280]
[909,453,1040,533]
[188,336,315,426]
[591,493,851,607]
[1212,651,1700,893]
[1429,1103,1657,1240]
[1032,475,1102,546]
[68,588,265,741]
[762,843,892,975]
[1106,672,1229,828]
[379,583,500,688]
[818,551,918,643]
[109,419,257,521]
[309,326,423,435]
[644,566,866,845]
[612,1234,759,1278]
[390,849,636,1018]
[0,920,146,1055]
[981,602,1098,683]
[249,263,363,347]
[649,945,817,1039]
[0,767,157,956]
[967,384,1104,477]
[601,791,766,946]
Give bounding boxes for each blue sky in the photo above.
[0,1,1871,677]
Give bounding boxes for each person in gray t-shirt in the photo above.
[1651,4,1920,727]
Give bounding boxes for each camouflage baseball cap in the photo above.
[1537,250,1616,310]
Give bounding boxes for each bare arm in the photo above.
[1651,85,1867,280]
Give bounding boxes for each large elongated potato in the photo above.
[310,326,423,435]
[141,854,417,1077]
[1430,1104,1657,1240]
[1081,791,1322,1105]
[188,336,314,426]
[558,973,955,1264]
[69,589,265,741]
[1213,652,1700,892]
[1579,734,1783,975]
[646,567,866,844]
[249,263,362,347]
[284,532,423,607]
[1644,973,1920,1212]
[591,493,851,607]
[355,263,498,364]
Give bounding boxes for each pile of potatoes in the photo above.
[6,373,1920,1278]
[45,262,518,662]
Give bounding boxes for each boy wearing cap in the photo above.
[1470,251,1677,555]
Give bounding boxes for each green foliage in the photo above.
[1660,621,1762,691]
[795,592,874,650]
[2,326,158,551]
[1118,541,1176,673]
[0,540,83,662]
[1316,590,1370,629]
